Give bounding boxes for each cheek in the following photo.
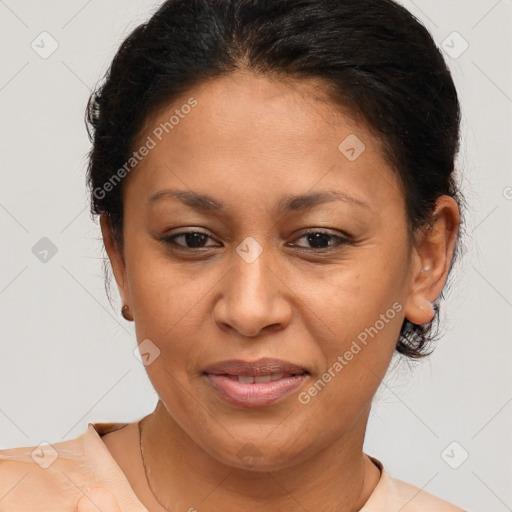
[124,232,204,326]
[126,245,228,389]
[293,284,404,438]
[129,261,209,356]
[293,246,408,341]
[291,247,408,397]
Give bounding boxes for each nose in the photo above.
[212,241,292,338]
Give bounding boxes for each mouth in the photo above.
[203,358,310,408]
[219,372,302,383]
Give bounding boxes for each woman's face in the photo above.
[103,70,450,470]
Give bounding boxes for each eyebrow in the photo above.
[148,188,370,213]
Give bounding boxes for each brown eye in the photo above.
[162,230,220,249]
[290,230,352,250]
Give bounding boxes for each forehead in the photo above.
[125,70,403,216]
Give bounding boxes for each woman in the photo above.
[0,0,468,510]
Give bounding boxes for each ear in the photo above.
[403,195,460,325]
[100,214,130,307]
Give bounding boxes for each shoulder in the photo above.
[0,436,85,510]
[384,473,468,511]
[0,423,128,511]
[362,456,469,512]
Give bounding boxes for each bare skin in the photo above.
[100,70,459,511]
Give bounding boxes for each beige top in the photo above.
[0,422,467,511]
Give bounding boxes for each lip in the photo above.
[203,357,309,377]
[203,358,310,408]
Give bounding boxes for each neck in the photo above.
[140,400,380,512]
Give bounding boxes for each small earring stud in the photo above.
[121,304,133,321]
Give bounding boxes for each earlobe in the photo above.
[418,297,435,321]
[404,295,436,325]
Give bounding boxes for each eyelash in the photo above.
[160,229,353,252]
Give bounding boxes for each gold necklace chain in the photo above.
[138,418,367,512]
[138,418,172,511]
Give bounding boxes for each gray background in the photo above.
[0,1,511,510]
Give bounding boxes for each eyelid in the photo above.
[292,227,352,240]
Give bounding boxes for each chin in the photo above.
[194,424,323,472]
